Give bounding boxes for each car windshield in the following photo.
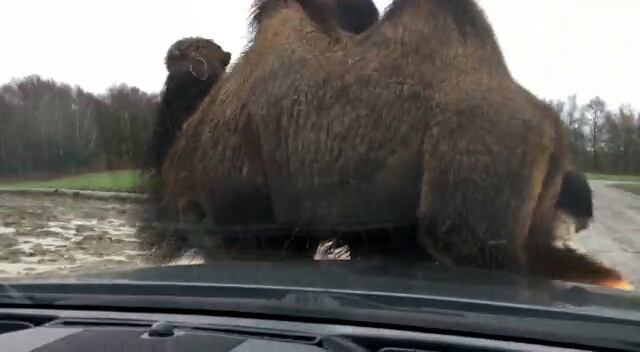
[0,0,639,323]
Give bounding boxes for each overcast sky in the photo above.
[0,1,637,108]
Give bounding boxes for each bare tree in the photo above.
[95,84,157,169]
[582,97,607,172]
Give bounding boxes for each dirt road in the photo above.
[575,181,640,288]
[0,184,638,287]
[0,194,150,276]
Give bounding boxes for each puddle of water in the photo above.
[70,219,99,226]
[121,250,145,256]
[73,253,135,263]
[0,262,79,277]
[107,227,136,236]
[14,236,69,252]
[46,221,67,227]
[103,255,130,262]
[0,227,16,235]
[37,226,74,235]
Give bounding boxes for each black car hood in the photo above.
[3,262,640,351]
[4,261,640,318]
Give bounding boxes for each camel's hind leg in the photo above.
[525,150,632,290]
[417,114,552,274]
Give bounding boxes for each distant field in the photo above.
[2,170,638,194]
[611,184,640,197]
[587,173,640,183]
[0,170,146,193]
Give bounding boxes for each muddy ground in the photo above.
[0,194,150,277]
[1,183,638,286]
[574,181,640,288]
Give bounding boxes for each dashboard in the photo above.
[0,308,593,352]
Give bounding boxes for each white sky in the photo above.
[0,1,638,108]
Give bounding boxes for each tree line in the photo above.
[547,95,640,175]
[0,75,157,178]
[0,75,638,179]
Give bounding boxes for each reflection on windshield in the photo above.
[0,0,639,299]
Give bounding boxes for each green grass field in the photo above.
[587,173,640,183]
[611,184,640,197]
[0,170,147,193]
[1,170,639,195]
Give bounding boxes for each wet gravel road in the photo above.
[0,193,149,276]
[575,181,640,288]
[1,183,638,286]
